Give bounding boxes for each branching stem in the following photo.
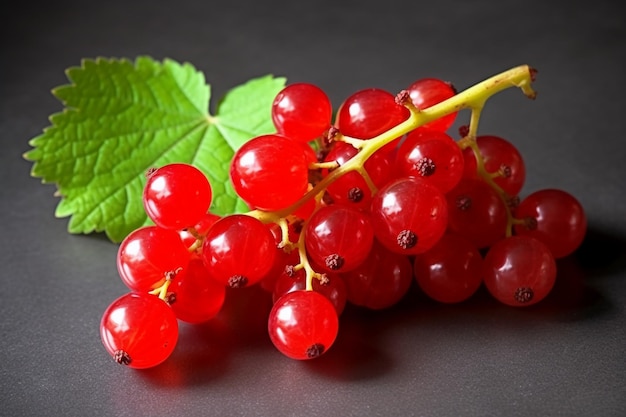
[243,65,536,290]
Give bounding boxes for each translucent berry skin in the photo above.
[413,233,483,303]
[305,205,375,273]
[513,189,587,258]
[462,135,526,196]
[191,212,222,236]
[230,134,310,211]
[201,215,277,288]
[335,88,410,139]
[143,163,213,230]
[341,240,413,310]
[272,83,332,143]
[117,226,190,292]
[268,290,339,360]
[483,236,557,307]
[100,292,179,369]
[169,259,226,323]
[446,178,508,249]
[395,127,464,194]
[370,177,448,254]
[407,77,457,132]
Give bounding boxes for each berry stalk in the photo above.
[457,136,518,236]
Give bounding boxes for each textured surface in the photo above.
[1,0,625,416]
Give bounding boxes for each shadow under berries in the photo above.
[300,303,395,381]
[573,223,626,278]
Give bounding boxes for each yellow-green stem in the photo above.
[460,139,517,237]
[252,65,534,222]
[149,279,172,301]
[244,64,536,290]
[295,217,321,291]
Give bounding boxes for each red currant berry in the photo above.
[143,163,212,230]
[268,290,339,360]
[100,292,178,369]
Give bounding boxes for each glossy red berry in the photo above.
[230,134,310,211]
[268,290,339,360]
[100,292,178,369]
[143,163,212,230]
[272,83,332,143]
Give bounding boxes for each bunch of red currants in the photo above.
[100,66,586,368]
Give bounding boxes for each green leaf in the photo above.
[24,56,286,243]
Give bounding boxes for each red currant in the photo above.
[407,77,457,132]
[202,214,277,288]
[370,177,448,254]
[100,292,178,369]
[268,290,339,360]
[230,134,310,211]
[272,83,332,143]
[513,189,586,258]
[143,163,212,230]
[305,205,374,273]
[483,236,557,307]
[117,226,190,292]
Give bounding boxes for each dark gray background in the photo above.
[2,0,625,416]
